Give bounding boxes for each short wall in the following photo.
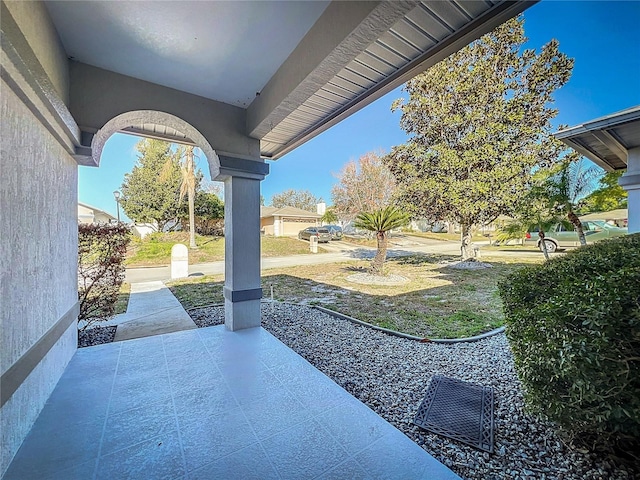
[0,77,78,476]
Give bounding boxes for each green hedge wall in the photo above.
[499,234,640,453]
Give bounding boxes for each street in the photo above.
[125,235,548,283]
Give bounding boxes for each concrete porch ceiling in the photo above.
[46,0,535,160]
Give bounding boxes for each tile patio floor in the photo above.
[4,326,460,479]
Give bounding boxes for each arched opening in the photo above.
[77,110,228,340]
[91,110,220,179]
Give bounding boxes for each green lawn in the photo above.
[114,282,131,314]
[126,232,326,266]
[167,252,542,339]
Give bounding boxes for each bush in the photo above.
[499,234,640,456]
[78,223,131,330]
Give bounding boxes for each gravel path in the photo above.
[189,302,635,480]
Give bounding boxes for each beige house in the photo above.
[77,202,116,224]
[261,206,321,237]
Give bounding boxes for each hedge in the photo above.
[499,234,640,455]
[78,223,130,330]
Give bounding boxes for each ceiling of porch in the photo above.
[45,0,535,160]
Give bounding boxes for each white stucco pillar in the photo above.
[217,156,269,331]
[620,147,640,234]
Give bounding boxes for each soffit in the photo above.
[555,106,640,171]
[44,1,535,159]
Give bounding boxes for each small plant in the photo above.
[78,223,131,330]
[499,234,640,459]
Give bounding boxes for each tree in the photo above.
[544,155,601,245]
[331,151,397,220]
[354,206,409,275]
[120,139,183,231]
[505,177,567,260]
[271,189,321,212]
[384,16,573,253]
[579,170,627,213]
[178,146,197,248]
[178,191,224,235]
[321,207,339,225]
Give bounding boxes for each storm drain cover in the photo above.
[414,375,494,453]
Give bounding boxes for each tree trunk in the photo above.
[538,229,550,260]
[460,223,472,260]
[568,210,586,246]
[370,231,388,275]
[186,147,197,249]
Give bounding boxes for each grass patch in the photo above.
[169,252,543,338]
[114,282,131,314]
[127,232,325,267]
[167,275,224,309]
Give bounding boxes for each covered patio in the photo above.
[3,326,458,479]
[2,0,536,477]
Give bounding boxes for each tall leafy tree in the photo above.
[120,139,183,231]
[579,170,627,213]
[354,206,409,275]
[384,16,573,252]
[331,151,397,220]
[271,189,321,212]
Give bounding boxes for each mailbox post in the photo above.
[309,235,318,253]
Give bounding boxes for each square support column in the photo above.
[619,147,640,234]
[216,156,269,331]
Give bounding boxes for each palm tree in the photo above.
[545,155,600,246]
[354,206,410,275]
[179,146,197,249]
[505,179,566,260]
[321,208,339,225]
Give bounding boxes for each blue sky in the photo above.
[79,0,640,220]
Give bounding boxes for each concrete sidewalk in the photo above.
[112,281,197,342]
[125,239,464,283]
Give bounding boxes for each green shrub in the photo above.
[499,234,640,455]
[78,223,131,330]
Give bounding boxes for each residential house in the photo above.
[77,202,116,224]
[261,206,321,236]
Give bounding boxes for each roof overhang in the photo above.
[555,105,640,171]
[44,0,537,161]
[253,0,537,159]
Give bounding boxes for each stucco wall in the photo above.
[3,0,69,105]
[0,77,78,476]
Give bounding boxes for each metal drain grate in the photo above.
[414,375,494,453]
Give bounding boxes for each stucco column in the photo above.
[216,156,269,331]
[619,147,640,234]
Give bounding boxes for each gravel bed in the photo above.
[190,302,636,480]
[78,325,117,348]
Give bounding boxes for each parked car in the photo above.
[525,220,627,252]
[323,224,343,240]
[298,227,332,243]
